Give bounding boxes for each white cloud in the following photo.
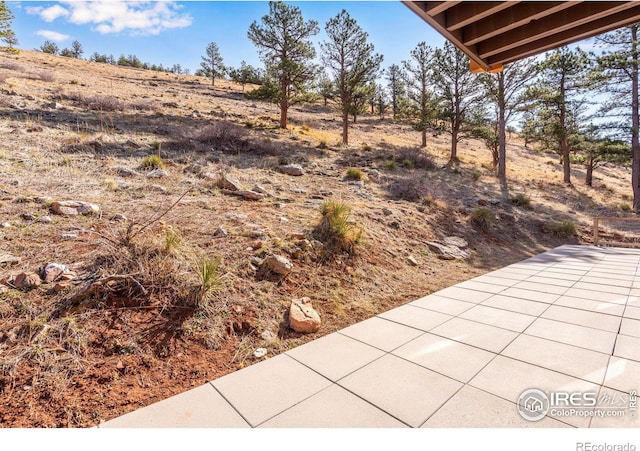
[35,30,71,42]
[27,1,192,36]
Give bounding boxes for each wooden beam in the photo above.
[423,1,462,16]
[463,2,577,46]
[478,2,635,58]
[446,1,519,31]
[487,4,640,65]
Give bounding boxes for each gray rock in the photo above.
[253,348,268,359]
[146,169,168,178]
[51,200,100,216]
[260,330,277,342]
[39,216,52,223]
[221,189,265,201]
[407,256,419,266]
[216,173,244,191]
[426,241,470,260]
[443,236,469,249]
[61,233,78,240]
[382,207,393,216]
[117,167,142,177]
[214,227,228,237]
[0,254,20,265]
[252,185,269,195]
[262,254,293,276]
[41,262,69,283]
[278,164,304,176]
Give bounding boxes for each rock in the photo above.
[41,262,69,283]
[51,200,100,216]
[261,254,293,276]
[0,285,8,294]
[280,216,288,222]
[382,207,393,216]
[488,199,501,205]
[53,281,72,292]
[407,256,419,266]
[125,139,141,149]
[14,272,42,290]
[39,216,52,223]
[61,233,78,240]
[0,254,20,266]
[289,297,321,333]
[214,227,228,237]
[252,185,269,195]
[260,330,277,342]
[225,213,248,221]
[443,236,468,249]
[426,241,471,260]
[1,222,12,228]
[110,214,127,222]
[253,348,268,359]
[146,169,168,178]
[477,198,488,206]
[278,164,304,176]
[116,167,141,177]
[216,173,244,191]
[35,197,53,204]
[251,240,264,250]
[221,189,265,201]
[21,213,36,221]
[184,163,205,176]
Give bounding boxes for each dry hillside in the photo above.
[0,50,634,427]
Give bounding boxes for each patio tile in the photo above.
[526,275,577,288]
[211,354,331,427]
[587,271,635,282]
[338,354,462,427]
[99,384,249,428]
[459,305,536,332]
[624,306,640,320]
[603,356,640,393]
[470,275,519,287]
[613,335,640,362]
[409,294,475,316]
[580,276,633,288]
[455,280,506,294]
[339,317,423,352]
[498,287,560,304]
[470,355,600,427]
[429,317,518,353]
[553,296,626,316]
[541,305,622,333]
[392,332,495,383]
[484,269,536,280]
[512,281,569,295]
[502,334,610,385]
[571,282,630,296]
[560,288,628,304]
[286,332,385,381]
[589,388,640,428]
[524,317,617,354]
[535,270,584,280]
[431,286,494,303]
[377,305,452,332]
[422,385,569,428]
[620,318,640,338]
[481,295,550,316]
[627,294,640,306]
[259,385,406,428]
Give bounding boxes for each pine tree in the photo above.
[386,64,405,120]
[0,0,16,50]
[71,40,83,59]
[322,9,383,145]
[248,1,319,129]
[431,42,483,165]
[201,41,225,87]
[40,40,59,55]
[403,42,437,147]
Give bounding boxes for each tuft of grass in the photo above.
[511,193,532,209]
[314,199,363,255]
[318,140,327,149]
[345,168,363,181]
[139,154,164,170]
[164,226,182,254]
[472,171,481,181]
[618,203,631,212]
[384,160,396,170]
[191,255,221,308]
[362,144,372,152]
[402,159,414,169]
[470,207,495,232]
[548,220,576,237]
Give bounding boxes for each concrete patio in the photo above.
[99,245,640,428]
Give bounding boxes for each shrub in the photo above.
[511,193,532,209]
[313,199,363,254]
[472,171,481,181]
[36,71,55,82]
[395,147,435,170]
[388,174,430,201]
[362,144,372,152]
[618,203,631,212]
[402,159,414,169]
[470,207,495,232]
[191,255,221,308]
[548,220,576,237]
[140,155,164,170]
[345,168,363,181]
[384,160,396,170]
[318,140,327,149]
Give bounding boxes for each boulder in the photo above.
[443,236,469,249]
[41,262,69,283]
[278,164,304,176]
[216,173,244,191]
[51,200,100,216]
[426,241,471,260]
[221,189,265,201]
[261,254,293,276]
[0,254,20,266]
[14,272,42,290]
[289,297,321,333]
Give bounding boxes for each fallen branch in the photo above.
[69,274,148,305]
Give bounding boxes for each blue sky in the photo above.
[8,1,446,73]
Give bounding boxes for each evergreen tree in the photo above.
[0,0,15,49]
[386,64,405,120]
[595,24,640,209]
[431,42,483,165]
[322,9,383,145]
[40,40,59,55]
[403,42,437,147]
[248,1,319,129]
[201,41,225,86]
[3,29,17,50]
[71,40,83,59]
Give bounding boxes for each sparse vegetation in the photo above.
[470,207,496,232]
[140,154,165,170]
[345,167,363,180]
[314,199,363,254]
[548,220,576,237]
[511,193,532,209]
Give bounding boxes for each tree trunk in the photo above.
[497,73,507,183]
[421,129,427,147]
[586,156,594,187]
[342,109,349,146]
[449,119,458,164]
[280,77,288,129]
[560,75,571,185]
[211,74,215,86]
[631,26,640,211]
